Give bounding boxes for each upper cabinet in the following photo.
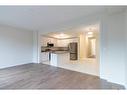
[41,36,57,47]
[57,38,79,47]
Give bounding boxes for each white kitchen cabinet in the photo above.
[41,36,57,46]
[41,52,49,62]
[50,53,58,67]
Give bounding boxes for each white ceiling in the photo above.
[0,6,125,31]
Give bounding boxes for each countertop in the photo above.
[42,50,69,54]
[51,50,69,54]
[41,46,69,54]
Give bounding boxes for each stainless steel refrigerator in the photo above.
[69,42,78,60]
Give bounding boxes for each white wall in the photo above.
[125,11,127,88]
[33,31,38,63]
[100,12,126,85]
[0,25,33,68]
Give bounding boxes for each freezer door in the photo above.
[70,53,77,60]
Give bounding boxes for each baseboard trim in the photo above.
[100,76,126,87]
[0,63,35,70]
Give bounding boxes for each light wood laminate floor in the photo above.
[0,63,125,89]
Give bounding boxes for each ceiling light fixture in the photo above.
[53,33,70,39]
[59,33,65,38]
[87,32,93,35]
[87,31,93,38]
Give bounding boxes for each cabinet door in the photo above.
[41,52,49,62]
[50,53,57,67]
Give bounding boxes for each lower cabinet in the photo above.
[41,52,49,62]
[50,53,58,67]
